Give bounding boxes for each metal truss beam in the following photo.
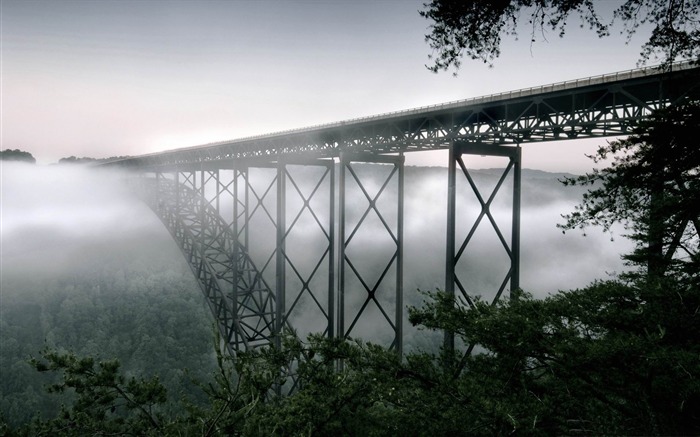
[104,63,700,172]
[143,159,335,360]
[151,170,271,354]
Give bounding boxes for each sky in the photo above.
[1,0,655,171]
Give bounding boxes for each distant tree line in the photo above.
[1,149,36,164]
[58,155,131,165]
[58,156,99,164]
[0,149,131,165]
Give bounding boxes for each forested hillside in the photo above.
[0,227,217,426]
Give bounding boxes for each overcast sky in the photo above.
[2,0,654,170]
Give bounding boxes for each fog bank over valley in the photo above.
[1,162,632,340]
[0,161,634,307]
[1,163,186,275]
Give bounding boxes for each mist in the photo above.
[1,161,632,353]
[1,163,185,277]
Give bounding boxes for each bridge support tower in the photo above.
[445,142,521,353]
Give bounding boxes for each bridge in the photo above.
[105,63,700,360]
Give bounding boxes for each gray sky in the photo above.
[2,0,653,170]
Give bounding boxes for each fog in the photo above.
[1,161,633,351]
[1,163,184,277]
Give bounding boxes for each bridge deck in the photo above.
[106,62,700,171]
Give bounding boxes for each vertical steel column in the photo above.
[338,157,346,342]
[328,163,336,339]
[451,142,521,297]
[244,168,250,253]
[445,142,522,355]
[276,158,336,340]
[175,171,180,212]
[235,163,280,350]
[232,165,241,349]
[445,143,456,353]
[276,161,287,349]
[396,153,404,357]
[214,170,220,215]
[511,147,522,296]
[155,172,162,214]
[199,169,206,242]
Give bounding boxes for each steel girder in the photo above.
[103,63,700,172]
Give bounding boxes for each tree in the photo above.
[23,349,171,436]
[560,101,700,283]
[407,281,700,435]
[7,342,263,436]
[0,149,36,164]
[420,0,700,74]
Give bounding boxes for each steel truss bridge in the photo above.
[106,63,700,361]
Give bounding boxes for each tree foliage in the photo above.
[420,0,700,74]
[25,350,169,436]
[58,156,98,165]
[0,248,217,428]
[560,101,700,282]
[7,276,698,436]
[57,156,131,165]
[0,149,36,164]
[409,280,700,435]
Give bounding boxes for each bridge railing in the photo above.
[100,60,697,168]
